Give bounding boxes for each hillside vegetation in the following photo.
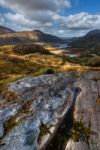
[0,30,63,46]
[1,43,97,91]
[71,30,100,55]
[0,26,15,34]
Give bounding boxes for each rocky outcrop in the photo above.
[65,71,100,150]
[0,73,76,150]
[65,140,89,150]
[0,71,100,150]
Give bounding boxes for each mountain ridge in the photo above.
[70,29,100,49]
[0,26,64,46]
[0,26,15,34]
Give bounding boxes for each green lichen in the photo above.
[71,120,91,143]
[96,97,100,106]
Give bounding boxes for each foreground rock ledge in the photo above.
[0,71,100,150]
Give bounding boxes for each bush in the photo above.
[13,44,50,55]
[45,68,55,74]
[86,57,100,67]
[64,55,100,67]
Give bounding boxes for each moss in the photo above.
[20,100,33,114]
[96,97,100,106]
[2,90,17,102]
[13,44,51,55]
[38,124,49,143]
[71,120,91,142]
[4,117,17,135]
[0,116,17,145]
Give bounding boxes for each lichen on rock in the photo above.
[0,71,100,150]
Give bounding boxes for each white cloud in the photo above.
[0,0,71,23]
[0,0,71,34]
[0,0,100,37]
[0,14,5,25]
[55,12,100,30]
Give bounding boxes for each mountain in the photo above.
[0,26,15,34]
[0,27,64,46]
[70,29,100,49]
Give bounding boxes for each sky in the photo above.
[0,0,100,37]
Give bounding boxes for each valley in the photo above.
[0,26,100,150]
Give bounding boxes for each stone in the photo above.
[66,71,100,150]
[65,140,89,150]
[0,71,100,150]
[0,73,76,150]
[0,123,4,138]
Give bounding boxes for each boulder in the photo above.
[0,72,100,150]
[0,73,76,150]
[66,71,100,150]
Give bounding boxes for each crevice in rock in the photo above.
[45,87,81,150]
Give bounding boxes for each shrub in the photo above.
[13,44,50,55]
[45,68,55,74]
[0,73,8,80]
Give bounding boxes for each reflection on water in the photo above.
[66,54,77,57]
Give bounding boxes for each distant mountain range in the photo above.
[70,30,100,49]
[0,26,64,46]
[0,26,100,50]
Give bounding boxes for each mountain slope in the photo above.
[70,30,100,49]
[0,28,64,46]
[0,26,15,34]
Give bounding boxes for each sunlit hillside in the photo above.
[0,44,100,92]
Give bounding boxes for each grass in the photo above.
[0,44,99,90]
[13,44,51,55]
[62,54,100,67]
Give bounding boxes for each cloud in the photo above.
[0,0,100,37]
[0,0,71,33]
[0,0,71,23]
[0,0,71,12]
[0,14,5,25]
[55,12,100,30]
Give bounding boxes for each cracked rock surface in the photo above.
[0,71,100,150]
[66,71,100,150]
[0,73,75,150]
